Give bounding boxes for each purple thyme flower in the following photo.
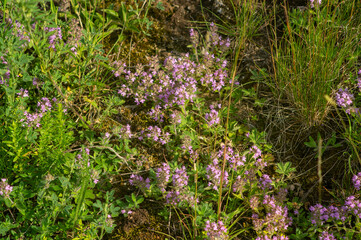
[148,105,164,122]
[326,205,348,222]
[37,97,52,113]
[167,166,196,205]
[259,174,273,190]
[204,220,228,239]
[170,111,182,124]
[352,172,361,190]
[206,158,228,191]
[255,195,292,237]
[233,175,247,193]
[129,174,150,193]
[335,88,354,114]
[20,111,43,128]
[172,166,189,191]
[275,188,288,203]
[256,236,289,240]
[181,135,193,154]
[8,19,30,47]
[156,163,171,192]
[344,195,361,219]
[310,0,321,8]
[44,26,63,50]
[106,214,114,227]
[141,125,170,144]
[217,145,244,170]
[32,77,43,87]
[209,22,219,46]
[70,44,79,55]
[17,88,29,97]
[91,169,100,184]
[115,46,231,111]
[250,196,260,210]
[0,55,10,85]
[112,61,126,77]
[0,55,7,65]
[248,145,267,169]
[205,105,220,126]
[250,145,262,159]
[319,231,336,240]
[0,179,13,198]
[165,190,181,205]
[252,213,264,232]
[119,124,132,139]
[189,28,199,48]
[309,204,328,225]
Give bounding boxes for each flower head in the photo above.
[204,220,228,239]
[0,179,13,198]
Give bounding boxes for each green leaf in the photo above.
[93,200,103,210]
[95,12,104,22]
[0,218,17,237]
[156,1,165,10]
[15,199,26,215]
[85,189,95,199]
[5,198,12,208]
[131,193,136,203]
[276,162,296,176]
[136,197,144,205]
[304,136,317,148]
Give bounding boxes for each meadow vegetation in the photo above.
[0,0,361,239]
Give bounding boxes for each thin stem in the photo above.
[193,156,199,239]
[148,229,177,240]
[317,135,322,203]
[72,174,88,227]
[217,31,244,220]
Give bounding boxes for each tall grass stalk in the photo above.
[72,175,89,227]
[317,135,322,203]
[216,0,264,219]
[271,1,360,127]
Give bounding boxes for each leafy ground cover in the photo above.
[1,0,361,239]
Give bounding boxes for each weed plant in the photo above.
[270,0,361,128]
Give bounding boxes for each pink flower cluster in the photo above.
[352,172,361,190]
[0,54,10,85]
[129,174,150,193]
[309,203,348,226]
[44,27,62,50]
[206,158,228,191]
[204,220,228,240]
[252,195,292,238]
[335,88,355,114]
[217,145,245,170]
[249,145,267,169]
[139,125,170,145]
[205,105,220,126]
[6,19,30,47]
[20,97,56,128]
[310,0,321,8]
[156,163,171,192]
[0,179,13,198]
[319,231,336,240]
